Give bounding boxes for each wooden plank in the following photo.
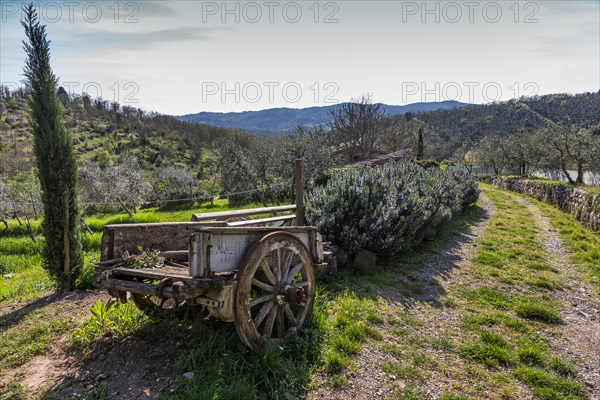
[189,226,317,276]
[111,266,190,280]
[97,274,229,296]
[196,226,316,235]
[100,221,225,260]
[159,250,188,260]
[98,278,163,296]
[191,205,296,222]
[226,215,296,227]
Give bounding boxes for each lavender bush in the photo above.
[305,163,479,257]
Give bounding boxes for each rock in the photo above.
[96,373,108,381]
[354,249,377,268]
[578,311,590,319]
[183,372,194,380]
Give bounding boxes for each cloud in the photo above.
[531,21,599,59]
[72,26,235,52]
[136,2,179,18]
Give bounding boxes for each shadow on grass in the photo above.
[321,203,488,308]
[38,303,325,400]
[0,292,66,331]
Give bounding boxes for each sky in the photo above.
[0,0,599,114]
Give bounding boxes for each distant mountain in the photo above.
[176,101,471,136]
[391,91,600,161]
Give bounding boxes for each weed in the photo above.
[430,336,454,351]
[443,297,458,308]
[412,351,438,368]
[549,357,576,377]
[330,373,348,387]
[381,361,425,382]
[458,287,515,310]
[526,262,559,273]
[480,331,508,347]
[527,276,562,291]
[72,300,147,349]
[458,342,514,367]
[439,392,471,400]
[514,367,582,398]
[515,302,563,324]
[517,347,545,366]
[388,386,429,400]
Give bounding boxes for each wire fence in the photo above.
[0,181,293,216]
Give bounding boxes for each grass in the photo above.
[447,187,583,398]
[0,198,283,305]
[65,294,326,399]
[514,301,563,324]
[55,197,488,398]
[0,308,69,368]
[0,198,291,399]
[2,184,597,399]
[534,200,600,295]
[376,187,585,399]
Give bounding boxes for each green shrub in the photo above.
[305,162,479,257]
[413,158,440,169]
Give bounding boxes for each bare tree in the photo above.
[328,94,388,163]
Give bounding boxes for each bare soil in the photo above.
[0,290,181,400]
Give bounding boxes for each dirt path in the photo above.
[310,196,498,399]
[310,190,600,399]
[513,195,600,397]
[0,291,109,398]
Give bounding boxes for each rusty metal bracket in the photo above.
[155,277,173,299]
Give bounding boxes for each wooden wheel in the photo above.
[234,232,316,351]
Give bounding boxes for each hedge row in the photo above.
[477,175,600,232]
[305,163,479,258]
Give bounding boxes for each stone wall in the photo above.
[477,175,600,232]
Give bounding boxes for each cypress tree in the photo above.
[417,126,424,160]
[22,4,82,290]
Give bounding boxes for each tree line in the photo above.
[466,125,599,184]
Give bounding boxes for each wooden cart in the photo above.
[93,205,333,350]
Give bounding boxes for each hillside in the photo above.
[0,88,254,177]
[177,100,470,136]
[404,91,600,161]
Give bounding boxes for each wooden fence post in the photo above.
[295,159,304,226]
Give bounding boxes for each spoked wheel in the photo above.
[235,232,316,351]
